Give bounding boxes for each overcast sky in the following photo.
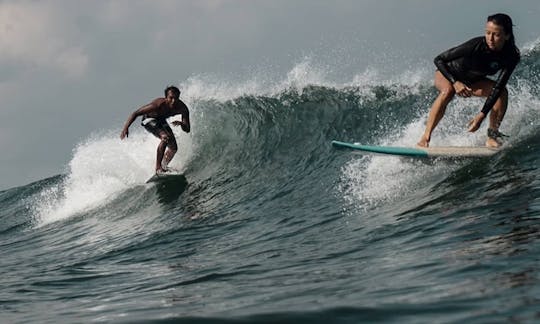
[1,0,539,189]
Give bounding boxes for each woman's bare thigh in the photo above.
[434,71,454,92]
[470,79,496,97]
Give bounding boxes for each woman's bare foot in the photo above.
[485,137,502,148]
[416,135,430,148]
[486,128,506,148]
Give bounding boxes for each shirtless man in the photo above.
[120,86,190,173]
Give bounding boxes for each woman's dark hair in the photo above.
[487,13,520,57]
[164,85,181,97]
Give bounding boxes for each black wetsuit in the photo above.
[434,36,520,114]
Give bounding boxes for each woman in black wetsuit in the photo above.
[417,13,520,148]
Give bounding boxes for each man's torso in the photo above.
[144,98,188,120]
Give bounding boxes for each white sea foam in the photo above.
[179,56,427,106]
[33,50,540,224]
[35,128,192,226]
[522,37,540,53]
[340,66,540,210]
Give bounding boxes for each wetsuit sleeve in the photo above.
[434,38,479,84]
[480,62,517,114]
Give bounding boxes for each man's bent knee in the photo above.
[163,136,177,151]
[160,134,171,143]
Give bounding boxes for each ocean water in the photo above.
[1,41,540,323]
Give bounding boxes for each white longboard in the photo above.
[331,140,502,158]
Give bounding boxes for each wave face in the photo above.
[1,44,540,323]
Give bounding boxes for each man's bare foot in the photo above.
[156,167,169,174]
[485,137,502,148]
[416,136,430,148]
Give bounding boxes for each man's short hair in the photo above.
[164,85,181,97]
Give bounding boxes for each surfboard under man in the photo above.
[120,85,190,174]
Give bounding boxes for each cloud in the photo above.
[54,46,88,78]
[0,2,88,78]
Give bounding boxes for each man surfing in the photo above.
[120,85,190,174]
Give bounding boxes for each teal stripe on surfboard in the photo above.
[331,140,428,157]
[331,140,501,158]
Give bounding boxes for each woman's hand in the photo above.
[467,112,486,132]
[453,81,473,97]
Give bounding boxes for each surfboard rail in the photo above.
[146,172,186,183]
[331,140,501,158]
